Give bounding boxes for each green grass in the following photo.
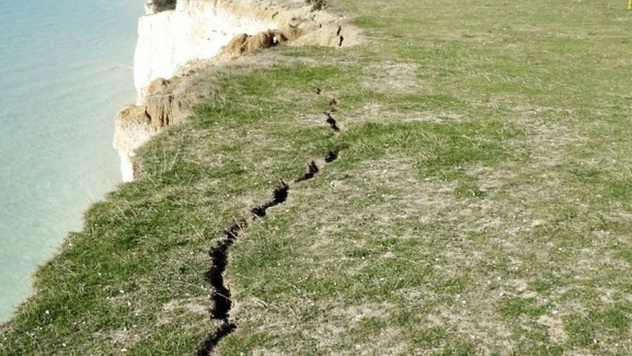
[3,0,632,355]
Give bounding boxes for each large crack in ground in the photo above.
[197,91,343,355]
[251,181,290,218]
[196,221,243,356]
[295,161,320,183]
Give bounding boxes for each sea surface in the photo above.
[0,0,143,321]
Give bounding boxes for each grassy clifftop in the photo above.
[3,0,632,355]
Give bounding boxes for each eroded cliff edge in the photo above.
[113,0,360,182]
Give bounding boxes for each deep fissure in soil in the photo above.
[197,92,344,355]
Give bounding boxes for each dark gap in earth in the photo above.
[338,35,344,47]
[206,222,243,320]
[196,321,237,356]
[251,180,290,217]
[250,205,267,218]
[325,150,339,163]
[323,111,340,132]
[295,161,320,182]
[197,220,245,356]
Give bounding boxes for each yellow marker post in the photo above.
[629,0,632,10]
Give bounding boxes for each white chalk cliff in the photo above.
[114,0,359,182]
[117,0,278,182]
[134,0,279,103]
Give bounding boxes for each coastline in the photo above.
[0,0,142,322]
[1,0,357,328]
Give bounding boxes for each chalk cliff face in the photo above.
[114,0,360,182]
[118,0,278,182]
[134,0,279,103]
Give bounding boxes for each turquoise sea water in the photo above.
[0,0,142,321]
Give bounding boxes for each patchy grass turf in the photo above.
[2,0,632,355]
